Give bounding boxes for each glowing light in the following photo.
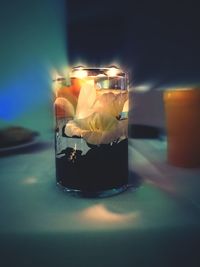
[134,84,152,93]
[22,176,38,185]
[106,67,120,77]
[97,74,106,77]
[51,68,62,81]
[78,204,139,224]
[71,68,88,79]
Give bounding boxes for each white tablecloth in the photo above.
[0,135,200,267]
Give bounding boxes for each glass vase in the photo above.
[54,66,129,197]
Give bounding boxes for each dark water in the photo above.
[56,139,128,192]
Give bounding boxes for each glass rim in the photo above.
[70,66,127,78]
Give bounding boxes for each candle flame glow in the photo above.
[106,67,120,77]
[78,204,139,224]
[71,68,88,79]
[22,176,38,185]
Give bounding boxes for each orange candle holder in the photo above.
[164,87,200,168]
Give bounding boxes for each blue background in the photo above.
[0,0,67,125]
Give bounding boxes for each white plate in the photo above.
[0,135,40,153]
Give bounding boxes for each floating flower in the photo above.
[75,83,96,119]
[94,90,128,118]
[64,83,128,145]
[65,112,127,145]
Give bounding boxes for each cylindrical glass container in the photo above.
[54,66,129,197]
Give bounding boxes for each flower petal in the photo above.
[65,112,128,145]
[94,91,128,117]
[76,83,96,119]
[54,97,75,118]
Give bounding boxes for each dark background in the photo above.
[66,0,200,85]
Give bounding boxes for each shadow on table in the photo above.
[128,170,143,191]
[129,124,165,139]
[0,141,53,157]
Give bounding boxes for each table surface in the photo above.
[0,133,200,267]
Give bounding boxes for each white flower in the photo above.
[94,91,128,117]
[65,112,128,145]
[64,83,128,145]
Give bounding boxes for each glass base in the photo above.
[57,182,128,198]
